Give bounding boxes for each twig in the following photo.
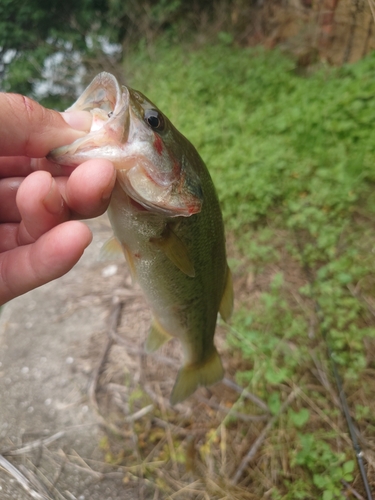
[362,15,373,58]
[142,384,172,409]
[124,404,154,422]
[70,449,101,478]
[367,0,375,23]
[151,417,189,436]
[57,449,103,480]
[310,352,341,407]
[110,338,181,369]
[348,284,375,319]
[196,396,268,422]
[0,455,50,500]
[90,411,133,438]
[220,424,227,477]
[169,479,204,499]
[1,431,65,456]
[298,390,352,447]
[232,388,299,484]
[341,479,366,500]
[86,298,154,436]
[22,456,67,500]
[87,332,113,410]
[222,378,270,412]
[50,458,65,495]
[155,384,178,476]
[87,296,122,410]
[62,452,164,473]
[328,343,373,500]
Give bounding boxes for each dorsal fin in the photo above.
[219,265,234,322]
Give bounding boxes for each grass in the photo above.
[94,41,375,498]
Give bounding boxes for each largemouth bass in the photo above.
[49,72,233,404]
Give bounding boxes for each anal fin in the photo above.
[145,318,173,353]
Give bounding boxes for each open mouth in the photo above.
[48,73,129,167]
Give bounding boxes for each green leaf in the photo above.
[342,460,355,474]
[265,366,289,384]
[322,491,333,500]
[290,408,310,428]
[268,392,281,415]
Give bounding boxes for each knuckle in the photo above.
[4,93,49,156]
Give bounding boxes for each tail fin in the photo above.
[170,349,224,405]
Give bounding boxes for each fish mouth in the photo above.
[48,72,203,217]
[48,72,129,167]
[65,72,121,116]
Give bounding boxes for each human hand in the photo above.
[0,93,116,305]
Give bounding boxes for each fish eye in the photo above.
[144,109,164,131]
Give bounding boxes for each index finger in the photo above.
[0,155,77,177]
[0,156,33,177]
[0,93,90,158]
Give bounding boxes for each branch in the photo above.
[232,388,299,484]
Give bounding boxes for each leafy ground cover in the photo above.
[99,42,375,498]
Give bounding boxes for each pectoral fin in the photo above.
[145,318,173,353]
[150,224,195,277]
[100,236,123,260]
[219,266,234,322]
[100,236,137,281]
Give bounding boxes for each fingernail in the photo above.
[101,169,117,202]
[43,178,65,215]
[61,111,92,132]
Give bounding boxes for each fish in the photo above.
[49,72,233,404]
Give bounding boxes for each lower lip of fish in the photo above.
[130,197,148,211]
[47,149,80,169]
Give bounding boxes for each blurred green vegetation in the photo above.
[0,0,234,105]
[127,42,375,497]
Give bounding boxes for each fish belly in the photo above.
[108,182,227,403]
[108,183,222,361]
